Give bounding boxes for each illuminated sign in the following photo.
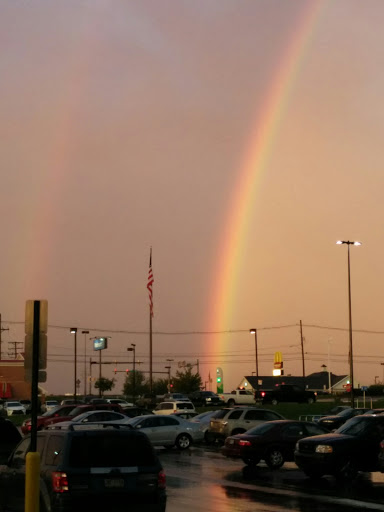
[93,337,108,351]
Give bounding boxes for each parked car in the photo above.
[60,399,82,406]
[106,398,134,407]
[42,403,125,428]
[136,393,158,409]
[153,401,195,415]
[222,420,329,468]
[0,425,167,512]
[208,407,285,442]
[18,400,32,414]
[123,406,155,418]
[125,414,204,449]
[46,410,129,429]
[171,411,199,420]
[21,404,78,434]
[190,409,230,443]
[3,401,26,416]
[317,407,371,431]
[188,391,224,407]
[41,400,60,413]
[0,417,22,464]
[255,385,316,405]
[162,393,190,402]
[295,414,384,479]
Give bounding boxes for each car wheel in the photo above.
[336,459,358,481]
[227,399,235,407]
[175,433,192,450]
[242,457,260,466]
[307,397,314,404]
[271,399,278,406]
[265,448,284,469]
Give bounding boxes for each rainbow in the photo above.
[208,2,326,343]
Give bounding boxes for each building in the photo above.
[238,370,351,395]
[0,356,32,398]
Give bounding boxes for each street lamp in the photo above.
[70,328,78,402]
[127,344,136,402]
[249,329,259,398]
[336,240,362,408]
[82,330,89,397]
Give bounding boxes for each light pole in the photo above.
[70,328,78,402]
[82,330,89,397]
[165,366,171,392]
[328,338,332,393]
[127,344,136,402]
[249,329,259,399]
[336,240,362,408]
[381,363,384,384]
[91,336,111,397]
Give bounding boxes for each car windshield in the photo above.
[42,406,60,417]
[336,417,371,435]
[7,402,21,407]
[245,423,276,436]
[68,407,87,417]
[337,409,354,417]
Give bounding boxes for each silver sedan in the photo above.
[125,414,204,449]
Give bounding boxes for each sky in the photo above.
[1,0,384,395]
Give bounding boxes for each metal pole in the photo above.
[132,346,136,403]
[82,330,89,397]
[74,330,77,403]
[99,349,102,398]
[254,330,259,398]
[89,358,92,395]
[300,320,305,384]
[149,312,153,393]
[347,244,355,408]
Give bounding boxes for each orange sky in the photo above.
[1,1,384,394]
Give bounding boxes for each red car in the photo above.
[21,404,77,434]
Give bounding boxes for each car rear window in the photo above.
[69,434,156,467]
[213,409,231,419]
[177,402,193,410]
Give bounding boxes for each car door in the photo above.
[0,436,45,512]
[135,416,162,445]
[157,416,181,445]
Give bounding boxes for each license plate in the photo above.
[104,478,124,488]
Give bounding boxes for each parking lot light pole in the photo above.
[82,330,89,397]
[336,240,362,408]
[249,329,259,399]
[127,344,136,402]
[165,366,171,392]
[70,328,78,402]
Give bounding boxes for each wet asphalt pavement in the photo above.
[159,445,384,511]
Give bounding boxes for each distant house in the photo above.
[238,371,351,395]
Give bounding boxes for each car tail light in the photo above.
[158,470,166,489]
[239,440,252,446]
[174,409,177,413]
[380,441,384,449]
[52,472,69,493]
[261,392,265,397]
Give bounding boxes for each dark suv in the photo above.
[0,425,167,512]
[188,391,224,407]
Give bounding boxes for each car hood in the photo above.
[319,415,344,422]
[299,433,355,445]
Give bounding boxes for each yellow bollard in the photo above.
[25,451,40,512]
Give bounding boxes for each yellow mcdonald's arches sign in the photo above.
[274,351,283,364]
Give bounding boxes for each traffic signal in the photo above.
[216,367,223,393]
[114,368,117,375]
[126,369,129,374]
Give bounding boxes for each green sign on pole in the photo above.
[216,367,223,394]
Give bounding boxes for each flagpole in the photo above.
[149,306,153,393]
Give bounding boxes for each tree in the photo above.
[94,377,115,395]
[172,367,202,394]
[152,378,169,396]
[123,370,147,397]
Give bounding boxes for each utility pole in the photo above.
[7,341,23,359]
[300,320,305,385]
[0,314,9,360]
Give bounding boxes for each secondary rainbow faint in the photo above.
[208,1,326,339]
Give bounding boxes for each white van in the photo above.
[153,401,195,415]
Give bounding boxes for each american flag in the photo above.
[147,248,154,317]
